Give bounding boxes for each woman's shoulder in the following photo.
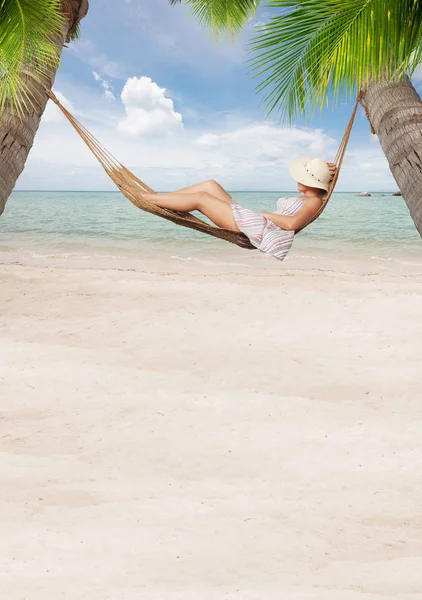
[301,195,323,207]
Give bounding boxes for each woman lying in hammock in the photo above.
[142,157,337,262]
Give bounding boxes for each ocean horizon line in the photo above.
[13,189,401,194]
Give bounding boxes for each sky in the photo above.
[17,0,422,192]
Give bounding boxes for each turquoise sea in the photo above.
[1,190,421,267]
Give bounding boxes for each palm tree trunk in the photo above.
[363,76,422,237]
[0,0,89,216]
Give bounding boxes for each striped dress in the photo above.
[231,196,303,261]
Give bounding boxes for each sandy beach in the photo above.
[1,256,422,599]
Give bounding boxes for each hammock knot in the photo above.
[357,90,376,135]
[47,90,60,105]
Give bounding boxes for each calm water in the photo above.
[1,190,421,266]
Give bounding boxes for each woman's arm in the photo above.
[260,197,322,231]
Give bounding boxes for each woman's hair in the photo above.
[300,182,328,201]
[318,186,329,199]
[309,185,327,200]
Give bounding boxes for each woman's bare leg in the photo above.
[142,190,239,230]
[171,180,232,203]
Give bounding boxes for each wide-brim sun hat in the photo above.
[288,157,330,192]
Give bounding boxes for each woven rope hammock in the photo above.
[46,90,372,249]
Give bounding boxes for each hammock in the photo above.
[46,90,372,249]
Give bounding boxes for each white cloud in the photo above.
[93,71,116,101]
[43,91,74,122]
[196,133,220,148]
[20,82,396,193]
[195,123,337,168]
[116,76,183,137]
[343,142,395,189]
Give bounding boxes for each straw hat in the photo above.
[288,157,330,191]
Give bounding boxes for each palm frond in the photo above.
[0,0,65,116]
[250,0,422,121]
[174,0,259,35]
[68,22,81,42]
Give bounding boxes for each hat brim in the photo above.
[288,157,329,192]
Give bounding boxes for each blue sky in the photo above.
[17,0,422,192]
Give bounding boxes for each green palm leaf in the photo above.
[0,0,65,115]
[170,0,259,35]
[250,0,422,121]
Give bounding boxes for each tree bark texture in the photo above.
[0,0,89,216]
[363,76,422,238]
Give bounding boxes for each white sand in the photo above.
[1,258,422,599]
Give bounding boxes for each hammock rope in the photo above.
[46,90,371,248]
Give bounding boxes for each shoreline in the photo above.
[12,189,404,194]
[1,243,421,278]
[3,190,420,276]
